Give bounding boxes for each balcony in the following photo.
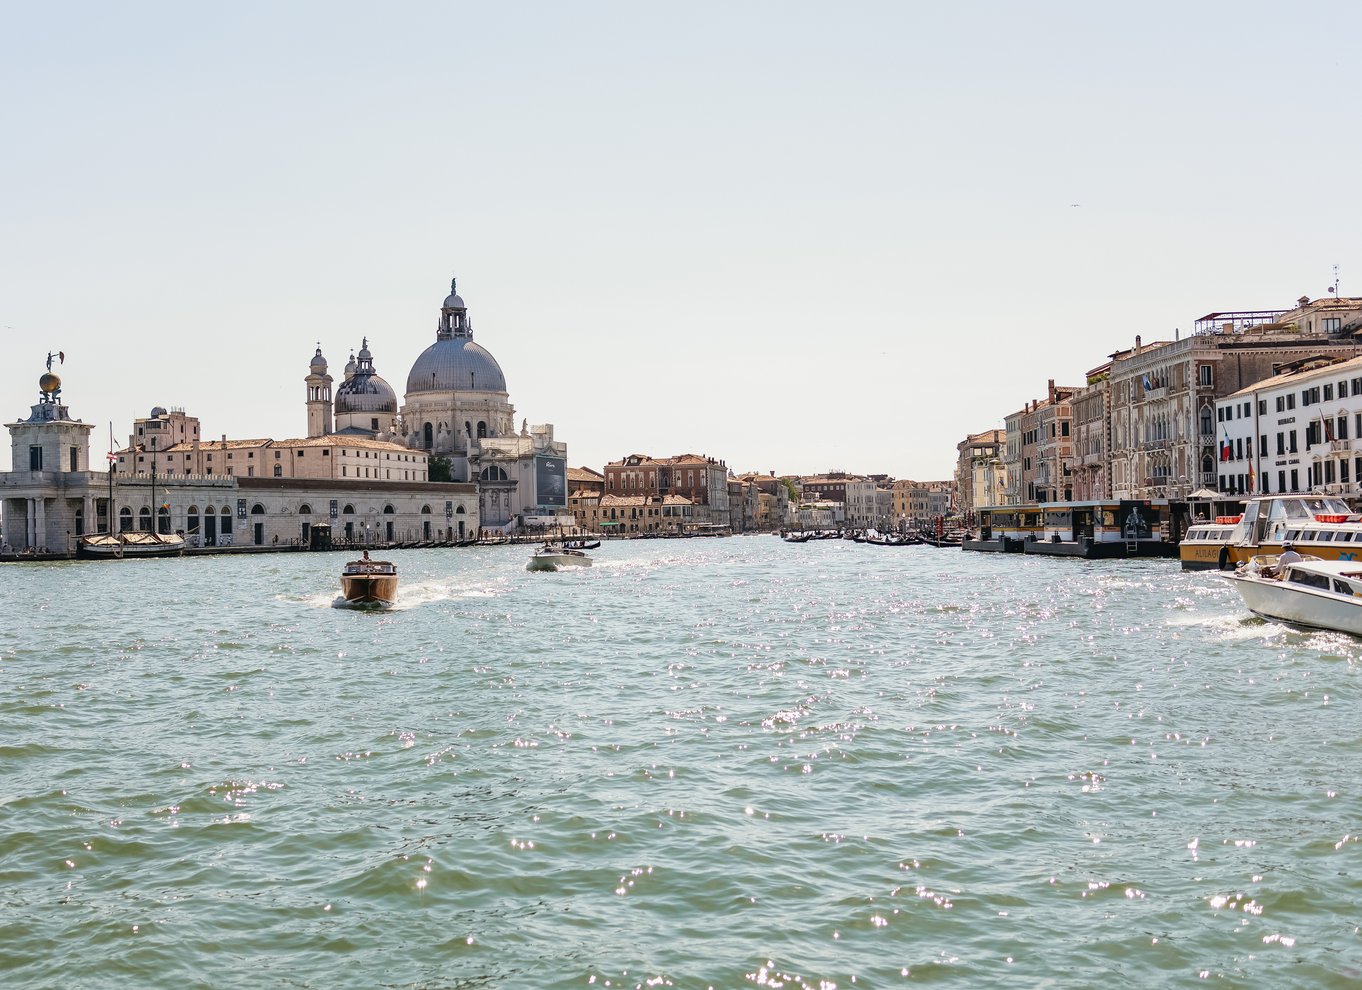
[1331,439,1351,453]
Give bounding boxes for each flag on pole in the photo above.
[1324,414,1335,442]
[106,451,116,463]
[1220,431,1233,462]
[1247,449,1256,491]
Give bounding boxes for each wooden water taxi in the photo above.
[339,551,398,606]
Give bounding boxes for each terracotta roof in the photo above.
[568,466,604,481]
[281,436,416,452]
[599,493,694,507]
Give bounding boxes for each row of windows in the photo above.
[1223,416,1357,462]
[1221,457,1362,495]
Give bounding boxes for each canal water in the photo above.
[3,538,1361,988]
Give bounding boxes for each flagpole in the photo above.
[107,422,115,535]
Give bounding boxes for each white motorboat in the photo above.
[1223,554,1362,635]
[526,543,593,572]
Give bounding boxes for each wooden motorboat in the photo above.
[1223,554,1362,635]
[527,543,593,572]
[340,551,398,606]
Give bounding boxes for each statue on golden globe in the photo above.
[39,350,64,401]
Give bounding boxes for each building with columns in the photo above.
[1,361,101,551]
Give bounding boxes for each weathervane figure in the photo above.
[46,350,65,371]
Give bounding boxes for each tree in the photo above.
[429,456,453,483]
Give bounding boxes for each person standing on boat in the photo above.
[1278,541,1302,567]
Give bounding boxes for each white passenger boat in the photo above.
[526,543,593,572]
[1181,494,1362,570]
[1223,554,1362,635]
[339,551,398,606]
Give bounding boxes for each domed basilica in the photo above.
[305,278,568,528]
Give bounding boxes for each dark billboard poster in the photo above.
[1118,500,1156,540]
[535,455,566,508]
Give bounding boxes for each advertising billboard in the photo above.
[535,455,567,508]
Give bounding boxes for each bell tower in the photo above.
[305,345,333,438]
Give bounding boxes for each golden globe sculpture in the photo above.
[39,372,62,394]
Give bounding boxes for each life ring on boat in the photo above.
[1217,546,1231,571]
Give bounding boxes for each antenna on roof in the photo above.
[1329,264,1340,296]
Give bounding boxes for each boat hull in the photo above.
[77,533,186,558]
[527,553,592,572]
[1224,573,1362,635]
[340,574,399,606]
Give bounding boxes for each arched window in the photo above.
[157,505,171,534]
[299,504,312,515]
[187,506,199,534]
[465,421,472,437]
[420,504,431,514]
[423,422,433,447]
[455,505,466,514]
[273,465,282,477]
[477,421,487,439]
[343,504,355,515]
[480,466,508,481]
[383,504,395,515]
[138,506,152,531]
[119,507,133,533]
[251,504,265,515]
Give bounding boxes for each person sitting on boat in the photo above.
[1261,541,1301,579]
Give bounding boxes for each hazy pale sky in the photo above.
[4,2,1357,478]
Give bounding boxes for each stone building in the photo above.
[604,453,731,531]
[1033,381,1077,503]
[2,360,99,551]
[1215,354,1362,497]
[1068,354,1126,501]
[1108,296,1362,500]
[735,472,791,531]
[953,429,1005,519]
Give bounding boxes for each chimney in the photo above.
[1135,335,1142,354]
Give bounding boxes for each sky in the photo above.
[4,1,1360,479]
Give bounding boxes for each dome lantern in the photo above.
[407,279,507,394]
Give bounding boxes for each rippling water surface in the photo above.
[4,538,1362,988]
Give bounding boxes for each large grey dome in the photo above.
[406,338,507,394]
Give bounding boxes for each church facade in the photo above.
[1,277,569,551]
[326,279,570,530]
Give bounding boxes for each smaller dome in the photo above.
[443,292,466,310]
[336,374,397,414]
[343,353,357,379]
[310,347,328,372]
[150,405,168,418]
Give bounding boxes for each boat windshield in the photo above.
[1286,568,1331,590]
